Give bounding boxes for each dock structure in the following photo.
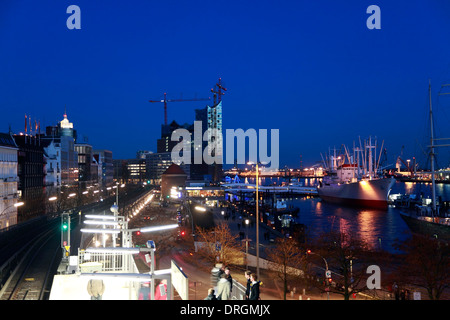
[223,183,318,196]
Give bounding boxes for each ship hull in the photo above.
[400,212,450,241]
[317,177,395,209]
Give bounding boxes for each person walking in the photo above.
[154,279,168,300]
[216,273,231,300]
[224,266,233,294]
[244,270,252,300]
[87,273,105,300]
[138,282,151,300]
[204,288,218,300]
[248,273,261,300]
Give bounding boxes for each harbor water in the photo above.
[245,177,450,252]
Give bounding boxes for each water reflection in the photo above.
[290,197,410,252]
[241,177,450,252]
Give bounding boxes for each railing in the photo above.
[230,279,247,300]
[77,249,141,299]
[77,250,138,273]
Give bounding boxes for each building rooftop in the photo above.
[162,163,186,175]
[0,132,17,148]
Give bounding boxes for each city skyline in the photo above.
[1,1,450,168]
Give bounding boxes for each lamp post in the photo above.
[0,201,24,215]
[243,218,251,270]
[192,205,207,239]
[307,249,330,300]
[0,202,24,227]
[248,161,260,279]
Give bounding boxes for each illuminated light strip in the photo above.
[140,224,178,233]
[84,220,119,226]
[85,214,117,220]
[80,228,121,234]
[85,247,140,254]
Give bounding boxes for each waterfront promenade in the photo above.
[143,204,346,301]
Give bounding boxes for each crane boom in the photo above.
[149,92,210,125]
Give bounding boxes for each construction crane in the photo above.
[149,92,210,125]
[396,146,416,176]
[210,77,227,105]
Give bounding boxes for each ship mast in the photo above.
[429,80,436,212]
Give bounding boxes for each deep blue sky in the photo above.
[1,0,450,169]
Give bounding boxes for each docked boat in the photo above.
[400,210,450,241]
[317,137,395,209]
[399,81,450,240]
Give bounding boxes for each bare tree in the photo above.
[309,230,376,300]
[195,222,244,266]
[266,237,306,300]
[393,234,449,300]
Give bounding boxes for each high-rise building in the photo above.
[93,150,113,187]
[152,95,223,183]
[42,112,79,188]
[75,143,94,185]
[193,101,223,182]
[127,158,147,183]
[157,121,193,153]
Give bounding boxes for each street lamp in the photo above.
[307,249,330,300]
[0,202,24,219]
[243,218,251,270]
[248,161,260,279]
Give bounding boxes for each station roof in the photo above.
[162,163,186,175]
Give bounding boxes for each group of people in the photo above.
[87,266,261,301]
[137,279,168,300]
[87,276,168,300]
[205,267,261,301]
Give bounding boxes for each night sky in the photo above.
[1,0,450,169]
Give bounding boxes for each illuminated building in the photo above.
[0,132,19,229]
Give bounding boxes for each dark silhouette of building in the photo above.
[13,134,46,222]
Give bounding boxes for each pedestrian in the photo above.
[154,279,168,300]
[87,272,105,300]
[216,273,231,300]
[244,270,252,300]
[393,282,399,300]
[138,282,151,300]
[224,266,233,293]
[204,288,218,300]
[248,273,261,300]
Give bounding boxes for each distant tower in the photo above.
[59,108,76,140]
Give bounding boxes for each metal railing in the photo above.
[230,279,247,300]
[77,249,138,273]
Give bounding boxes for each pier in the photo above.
[222,182,318,196]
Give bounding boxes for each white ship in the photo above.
[317,137,395,209]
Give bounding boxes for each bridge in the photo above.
[222,183,318,196]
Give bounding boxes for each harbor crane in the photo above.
[396,146,416,176]
[210,77,227,105]
[149,92,210,125]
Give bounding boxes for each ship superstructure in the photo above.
[317,137,395,209]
